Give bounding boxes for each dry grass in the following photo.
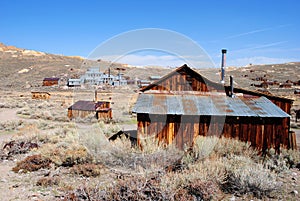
[70,164,105,177]
[61,135,298,200]
[36,176,60,187]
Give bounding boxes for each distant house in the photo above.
[43,78,59,86]
[31,92,50,100]
[68,67,127,87]
[137,80,151,88]
[67,100,112,120]
[149,76,162,80]
[67,78,81,87]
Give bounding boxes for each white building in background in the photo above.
[67,67,127,87]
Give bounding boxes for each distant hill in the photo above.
[0,42,299,94]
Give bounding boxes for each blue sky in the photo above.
[1,0,300,67]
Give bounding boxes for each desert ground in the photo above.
[1,43,300,200]
[0,84,299,201]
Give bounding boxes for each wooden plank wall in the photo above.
[150,72,209,92]
[271,100,292,114]
[43,80,58,86]
[137,114,291,152]
[97,110,112,119]
[67,109,95,119]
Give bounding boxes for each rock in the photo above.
[291,190,298,195]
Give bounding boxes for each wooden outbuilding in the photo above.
[43,78,59,86]
[68,101,112,120]
[31,92,51,100]
[133,64,295,152]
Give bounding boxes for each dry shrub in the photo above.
[213,136,258,158]
[220,155,280,198]
[173,188,194,201]
[12,154,51,173]
[80,125,182,172]
[3,140,38,156]
[36,176,60,187]
[184,180,218,201]
[65,175,220,201]
[65,175,166,201]
[0,120,24,131]
[38,143,93,167]
[71,164,104,177]
[264,148,300,171]
[95,135,183,173]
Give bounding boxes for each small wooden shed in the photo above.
[43,78,60,86]
[67,101,112,120]
[31,92,51,100]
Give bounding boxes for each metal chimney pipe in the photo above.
[221,49,227,84]
[230,75,235,98]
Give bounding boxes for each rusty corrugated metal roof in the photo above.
[132,94,290,118]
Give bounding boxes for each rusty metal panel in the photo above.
[224,97,257,116]
[151,94,167,114]
[242,96,290,118]
[166,95,184,115]
[132,94,153,114]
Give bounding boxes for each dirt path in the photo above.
[0,108,20,122]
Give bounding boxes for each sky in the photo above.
[1,0,300,68]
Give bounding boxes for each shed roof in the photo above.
[31,91,50,95]
[68,101,96,111]
[43,77,60,81]
[132,93,289,118]
[68,101,111,111]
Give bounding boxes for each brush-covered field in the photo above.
[0,87,300,201]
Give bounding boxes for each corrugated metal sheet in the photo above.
[132,94,290,118]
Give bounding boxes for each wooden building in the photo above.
[68,101,112,120]
[43,78,60,86]
[31,92,51,100]
[133,64,295,152]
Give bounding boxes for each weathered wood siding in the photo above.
[31,93,50,100]
[270,100,292,115]
[67,109,95,119]
[97,109,112,119]
[137,113,292,152]
[43,80,59,86]
[146,68,224,92]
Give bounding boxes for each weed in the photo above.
[36,176,60,187]
[12,154,51,173]
[70,164,104,177]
